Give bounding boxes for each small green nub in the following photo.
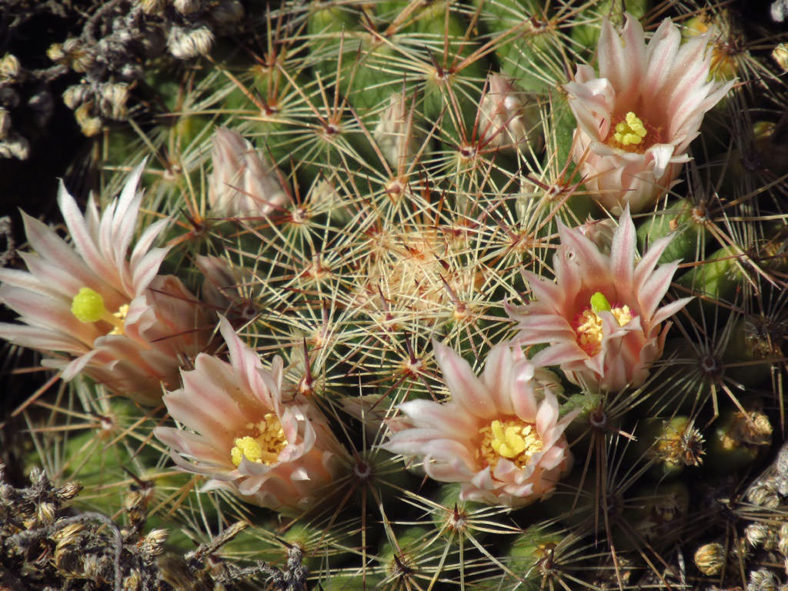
[71,287,106,323]
[590,292,612,314]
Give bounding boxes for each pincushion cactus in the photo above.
[1,2,786,590]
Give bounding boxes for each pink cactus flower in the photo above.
[0,164,209,405]
[154,317,346,512]
[565,14,734,213]
[384,341,576,508]
[209,127,290,218]
[507,207,691,393]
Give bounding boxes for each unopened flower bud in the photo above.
[373,92,422,167]
[578,217,617,255]
[209,127,290,217]
[168,25,214,59]
[479,74,542,153]
[694,542,725,576]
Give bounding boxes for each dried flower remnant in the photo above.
[564,14,733,213]
[0,164,209,405]
[508,208,691,393]
[209,127,290,218]
[384,341,576,508]
[154,317,346,512]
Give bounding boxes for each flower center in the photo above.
[230,413,287,467]
[607,111,661,153]
[478,418,543,469]
[70,287,128,335]
[613,112,647,146]
[574,292,633,356]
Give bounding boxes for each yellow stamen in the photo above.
[230,413,287,467]
[478,418,543,469]
[71,287,127,335]
[574,294,633,356]
[110,304,129,335]
[613,112,647,146]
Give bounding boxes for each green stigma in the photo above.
[590,292,612,314]
[71,287,107,323]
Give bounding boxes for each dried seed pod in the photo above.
[773,43,788,72]
[211,0,245,25]
[746,477,781,508]
[55,481,83,501]
[167,25,215,60]
[62,85,90,110]
[173,0,203,15]
[99,82,129,119]
[0,54,20,82]
[748,567,778,591]
[141,528,169,559]
[74,103,102,137]
[746,522,772,548]
[694,542,725,576]
[0,133,30,159]
[140,0,166,14]
[0,108,10,139]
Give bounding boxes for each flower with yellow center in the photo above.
[564,13,734,213]
[155,316,347,512]
[230,414,287,467]
[508,208,692,392]
[385,341,577,508]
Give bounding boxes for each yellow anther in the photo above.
[230,413,287,467]
[479,418,543,469]
[71,287,107,323]
[575,296,634,356]
[613,112,647,146]
[109,304,129,335]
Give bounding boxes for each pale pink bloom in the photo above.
[565,14,734,213]
[384,341,576,508]
[0,164,209,405]
[209,127,289,218]
[154,317,346,512]
[507,208,691,393]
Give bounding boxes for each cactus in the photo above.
[1,0,787,589]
